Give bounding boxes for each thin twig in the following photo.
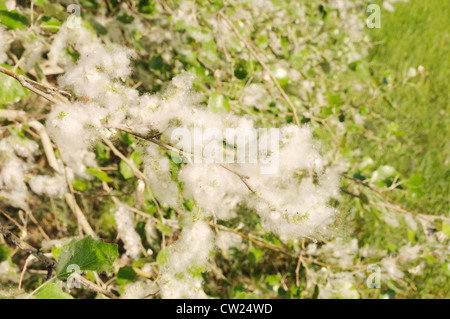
[0,65,70,104]
[207,221,296,258]
[218,11,301,126]
[117,126,259,195]
[77,274,119,299]
[341,173,448,224]
[101,136,149,184]
[0,222,56,280]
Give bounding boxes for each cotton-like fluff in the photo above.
[121,279,159,299]
[241,125,341,240]
[0,135,39,159]
[216,230,245,252]
[0,161,28,209]
[15,27,47,72]
[242,83,269,109]
[46,102,110,150]
[319,271,360,299]
[115,204,141,260]
[174,121,340,239]
[159,221,214,299]
[58,41,135,99]
[141,144,181,209]
[313,238,358,268]
[179,164,247,220]
[0,26,10,64]
[0,136,39,209]
[48,23,97,69]
[28,174,67,198]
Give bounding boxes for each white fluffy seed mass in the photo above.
[159,221,214,299]
[114,204,142,260]
[44,25,341,240]
[0,26,10,64]
[39,22,342,298]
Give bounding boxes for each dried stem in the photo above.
[0,221,56,280]
[0,65,70,104]
[117,126,259,195]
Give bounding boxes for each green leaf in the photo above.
[41,15,61,32]
[94,142,110,161]
[405,173,425,187]
[265,274,281,291]
[116,266,136,286]
[35,282,73,299]
[149,55,164,70]
[117,13,134,24]
[56,236,118,278]
[86,167,112,182]
[234,292,258,299]
[131,151,142,167]
[183,199,194,211]
[248,246,262,264]
[79,0,98,10]
[119,152,141,180]
[42,2,68,21]
[72,178,88,191]
[119,160,134,180]
[52,246,62,262]
[327,94,344,107]
[156,223,173,237]
[33,0,47,7]
[407,228,417,243]
[0,244,11,262]
[359,192,369,206]
[442,223,450,237]
[0,64,29,104]
[234,60,248,79]
[0,10,28,30]
[138,0,155,14]
[156,247,169,266]
[174,19,187,32]
[208,92,230,113]
[120,131,134,146]
[89,17,107,35]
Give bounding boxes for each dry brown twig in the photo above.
[0,65,71,104]
[0,221,56,280]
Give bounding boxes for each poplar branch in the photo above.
[0,65,70,104]
[0,219,56,280]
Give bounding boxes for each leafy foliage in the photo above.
[55,236,118,278]
[0,0,448,300]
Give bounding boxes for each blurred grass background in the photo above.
[361,0,449,215]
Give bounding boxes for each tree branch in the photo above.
[0,65,70,104]
[0,219,56,280]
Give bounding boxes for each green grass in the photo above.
[358,0,449,215]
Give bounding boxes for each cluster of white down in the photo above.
[0,134,66,209]
[0,26,10,64]
[159,221,215,299]
[43,22,341,297]
[46,23,136,178]
[114,204,142,260]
